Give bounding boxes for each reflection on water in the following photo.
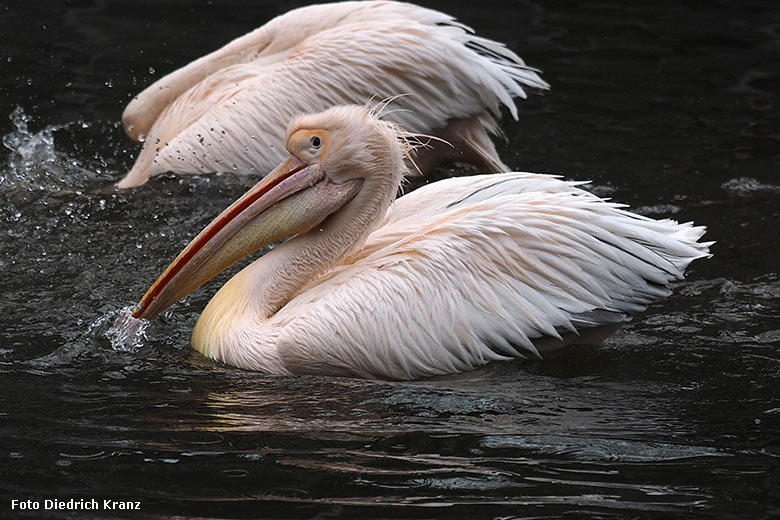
[1,0,779,518]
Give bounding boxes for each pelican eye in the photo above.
[310,136,321,148]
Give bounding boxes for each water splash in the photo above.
[88,305,150,352]
[1,106,94,189]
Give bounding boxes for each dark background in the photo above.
[1,1,779,518]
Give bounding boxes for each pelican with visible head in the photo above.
[117,1,548,188]
[131,105,711,380]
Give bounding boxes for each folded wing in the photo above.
[275,173,711,379]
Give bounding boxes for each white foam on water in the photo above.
[721,177,780,197]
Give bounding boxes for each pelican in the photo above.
[117,1,548,188]
[130,105,711,380]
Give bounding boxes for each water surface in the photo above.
[1,1,779,518]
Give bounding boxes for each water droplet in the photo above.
[149,67,155,75]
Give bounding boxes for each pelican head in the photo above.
[132,105,409,321]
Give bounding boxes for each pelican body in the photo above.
[117,1,548,188]
[131,105,711,380]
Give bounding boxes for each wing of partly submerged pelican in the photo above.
[118,3,547,187]
[273,173,711,380]
[122,1,456,142]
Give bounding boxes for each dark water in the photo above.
[2,1,779,518]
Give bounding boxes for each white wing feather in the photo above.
[274,173,711,380]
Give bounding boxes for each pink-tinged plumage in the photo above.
[117,1,548,188]
[132,105,711,380]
